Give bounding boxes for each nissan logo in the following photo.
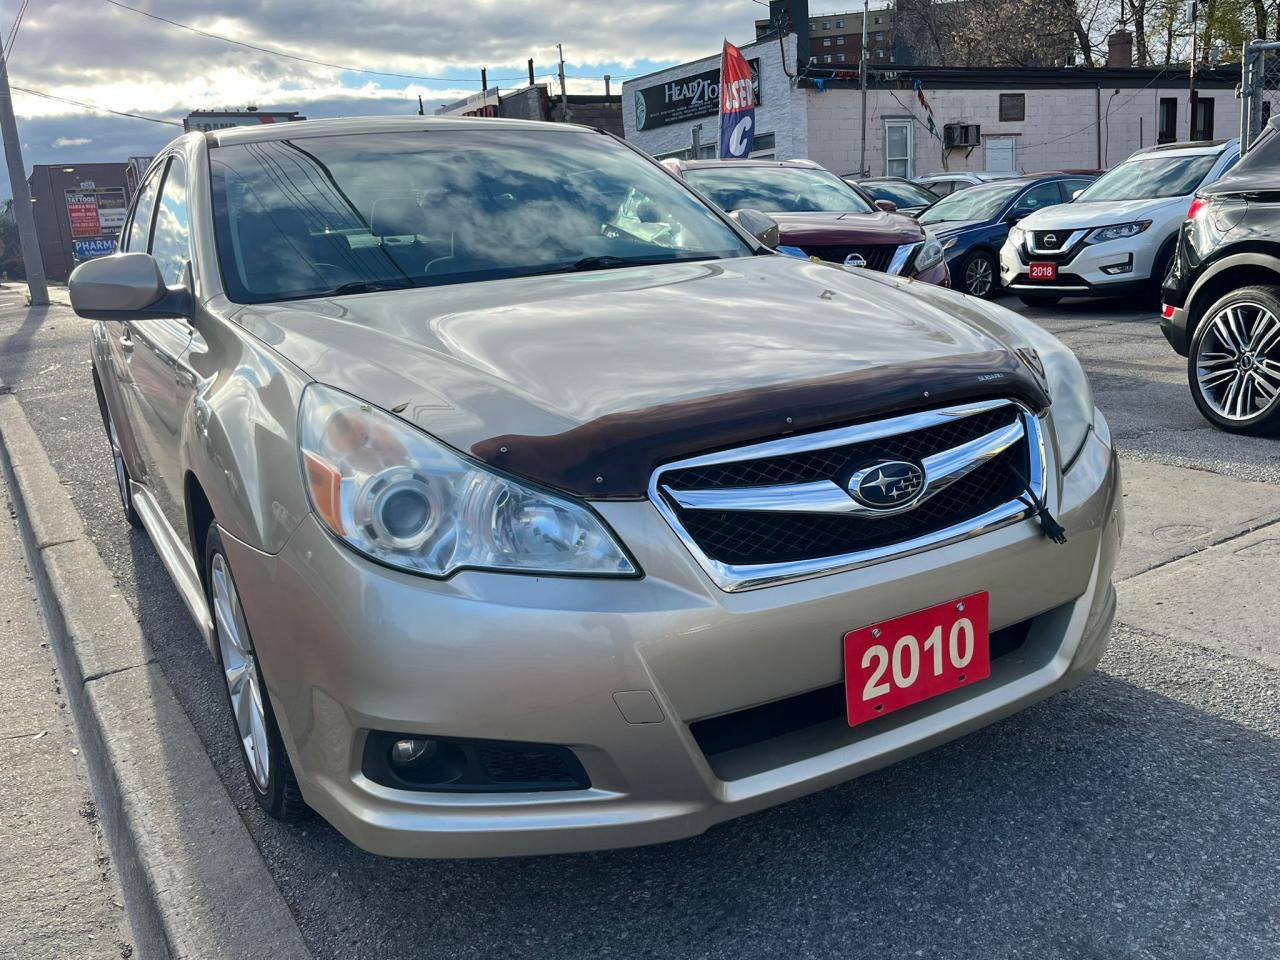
[847,460,926,510]
[843,252,868,269]
[1044,233,1058,246]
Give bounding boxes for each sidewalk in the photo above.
[0,469,132,958]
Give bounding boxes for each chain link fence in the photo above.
[1240,40,1280,153]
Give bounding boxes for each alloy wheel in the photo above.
[211,553,270,791]
[965,256,994,297]
[1194,301,1280,422]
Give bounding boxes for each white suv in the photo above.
[999,139,1239,306]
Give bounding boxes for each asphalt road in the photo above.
[1,287,1277,960]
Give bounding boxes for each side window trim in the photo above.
[121,159,169,253]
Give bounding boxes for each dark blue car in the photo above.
[918,173,1095,298]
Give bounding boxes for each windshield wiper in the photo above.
[568,254,721,272]
[325,279,416,296]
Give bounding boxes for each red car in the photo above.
[664,158,950,287]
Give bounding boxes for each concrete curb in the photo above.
[0,392,312,960]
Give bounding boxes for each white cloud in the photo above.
[52,136,92,147]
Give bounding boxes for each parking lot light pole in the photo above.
[0,43,48,305]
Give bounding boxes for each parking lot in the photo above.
[1,288,1278,959]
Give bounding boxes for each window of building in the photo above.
[837,53,847,62]
[1193,97,1215,140]
[999,93,1026,123]
[836,19,844,27]
[809,21,816,30]
[884,118,914,177]
[875,15,883,23]
[823,37,832,46]
[1158,97,1177,143]
[876,48,885,59]
[837,36,845,44]
[824,54,833,63]
[823,20,831,28]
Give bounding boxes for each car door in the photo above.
[103,161,166,487]
[124,154,196,543]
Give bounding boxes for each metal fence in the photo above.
[1240,40,1280,152]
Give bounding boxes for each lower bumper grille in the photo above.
[650,399,1046,591]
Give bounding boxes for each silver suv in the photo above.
[71,117,1120,858]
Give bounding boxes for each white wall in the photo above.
[806,83,1243,178]
[622,35,808,160]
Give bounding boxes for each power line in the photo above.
[10,84,184,125]
[99,0,639,84]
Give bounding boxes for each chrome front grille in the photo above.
[649,399,1047,592]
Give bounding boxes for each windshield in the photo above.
[917,180,1023,224]
[208,129,753,303]
[860,180,938,209]
[1075,153,1220,202]
[684,166,875,214]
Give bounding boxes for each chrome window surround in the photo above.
[1026,229,1088,256]
[648,399,1048,593]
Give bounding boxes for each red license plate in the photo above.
[1028,262,1057,281]
[844,592,991,727]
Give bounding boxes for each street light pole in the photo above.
[1188,0,1199,139]
[0,43,47,305]
[859,0,869,177]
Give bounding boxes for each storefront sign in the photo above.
[73,237,117,260]
[634,58,761,132]
[64,191,102,239]
[95,188,127,235]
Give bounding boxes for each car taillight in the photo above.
[1162,304,1176,319]
[1187,197,1208,220]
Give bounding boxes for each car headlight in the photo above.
[1006,318,1095,468]
[912,235,946,273]
[298,384,637,578]
[1007,224,1026,248]
[1086,220,1151,244]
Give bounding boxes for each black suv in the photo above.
[1161,118,1280,435]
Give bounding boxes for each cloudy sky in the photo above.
[3,0,766,196]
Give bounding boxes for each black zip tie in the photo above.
[1011,464,1067,545]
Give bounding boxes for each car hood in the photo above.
[768,211,925,246]
[922,219,987,240]
[233,256,1048,498]
[1018,197,1183,230]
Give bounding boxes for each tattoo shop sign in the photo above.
[634,58,761,131]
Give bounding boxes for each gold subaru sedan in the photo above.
[70,117,1121,858]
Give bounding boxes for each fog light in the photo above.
[391,738,436,767]
[1101,255,1134,275]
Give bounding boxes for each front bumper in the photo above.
[999,234,1155,299]
[224,414,1122,858]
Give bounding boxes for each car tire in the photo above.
[97,388,143,529]
[1016,293,1062,308]
[1187,285,1280,436]
[204,522,309,822]
[1147,240,1177,307]
[958,250,998,298]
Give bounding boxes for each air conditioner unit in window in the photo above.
[943,123,981,148]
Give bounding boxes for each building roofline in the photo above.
[797,62,1243,89]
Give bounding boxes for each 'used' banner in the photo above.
[719,40,756,159]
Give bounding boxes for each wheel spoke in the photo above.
[1253,372,1280,404]
[1227,307,1252,353]
[1198,367,1237,388]
[1248,309,1280,353]
[1198,351,1236,368]
[1210,314,1240,356]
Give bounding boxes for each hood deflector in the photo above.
[471,350,1050,499]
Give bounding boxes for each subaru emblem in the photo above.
[843,252,868,269]
[848,460,926,510]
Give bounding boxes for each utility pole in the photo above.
[1188,0,1199,139]
[480,68,488,111]
[859,0,869,177]
[0,43,47,305]
[557,43,570,122]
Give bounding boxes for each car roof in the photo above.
[680,158,823,171]
[1129,138,1238,159]
[204,114,586,147]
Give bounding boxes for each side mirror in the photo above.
[874,199,899,213]
[730,208,780,249]
[1004,212,1025,225]
[69,253,191,321]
